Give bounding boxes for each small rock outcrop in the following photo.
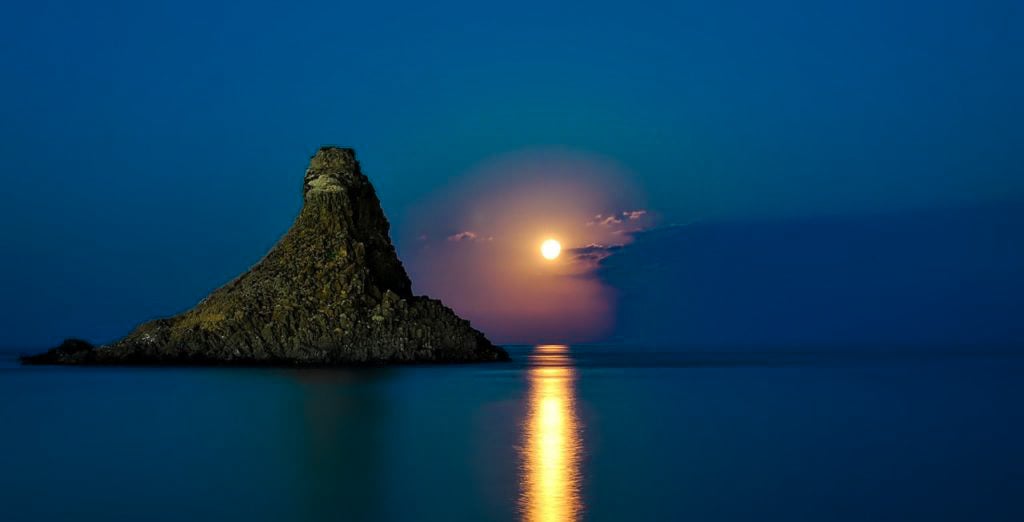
[23,147,508,365]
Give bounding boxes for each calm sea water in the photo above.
[2,345,1023,521]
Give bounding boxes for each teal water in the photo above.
[1,345,1022,521]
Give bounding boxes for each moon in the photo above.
[541,239,562,260]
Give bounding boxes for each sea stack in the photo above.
[24,147,508,365]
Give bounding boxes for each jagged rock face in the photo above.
[24,147,508,365]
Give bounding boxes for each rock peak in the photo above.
[24,147,508,366]
[304,146,360,197]
[311,146,356,169]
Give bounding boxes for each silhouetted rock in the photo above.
[21,338,95,364]
[24,147,508,366]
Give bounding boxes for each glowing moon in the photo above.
[541,239,562,260]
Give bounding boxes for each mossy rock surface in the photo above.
[23,147,508,366]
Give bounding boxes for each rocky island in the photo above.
[23,147,508,365]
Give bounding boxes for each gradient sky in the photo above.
[1,0,1021,347]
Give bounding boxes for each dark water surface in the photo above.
[2,345,1023,521]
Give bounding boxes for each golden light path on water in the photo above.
[521,345,583,522]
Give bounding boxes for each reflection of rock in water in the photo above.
[521,345,583,522]
[292,369,392,521]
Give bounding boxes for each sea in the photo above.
[2,345,1022,521]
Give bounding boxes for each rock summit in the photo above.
[24,147,508,365]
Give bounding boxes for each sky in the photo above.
[1,0,1022,348]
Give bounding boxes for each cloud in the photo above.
[587,209,648,227]
[447,231,478,242]
[567,243,624,263]
[587,214,622,227]
[590,201,1024,347]
[573,210,654,266]
[446,231,493,242]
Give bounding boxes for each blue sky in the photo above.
[1,0,1021,347]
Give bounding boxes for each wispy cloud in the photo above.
[587,209,648,227]
[446,231,493,242]
[447,231,478,242]
[567,243,624,263]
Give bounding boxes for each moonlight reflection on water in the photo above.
[521,344,583,521]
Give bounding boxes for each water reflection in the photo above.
[521,345,584,521]
[290,369,392,521]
